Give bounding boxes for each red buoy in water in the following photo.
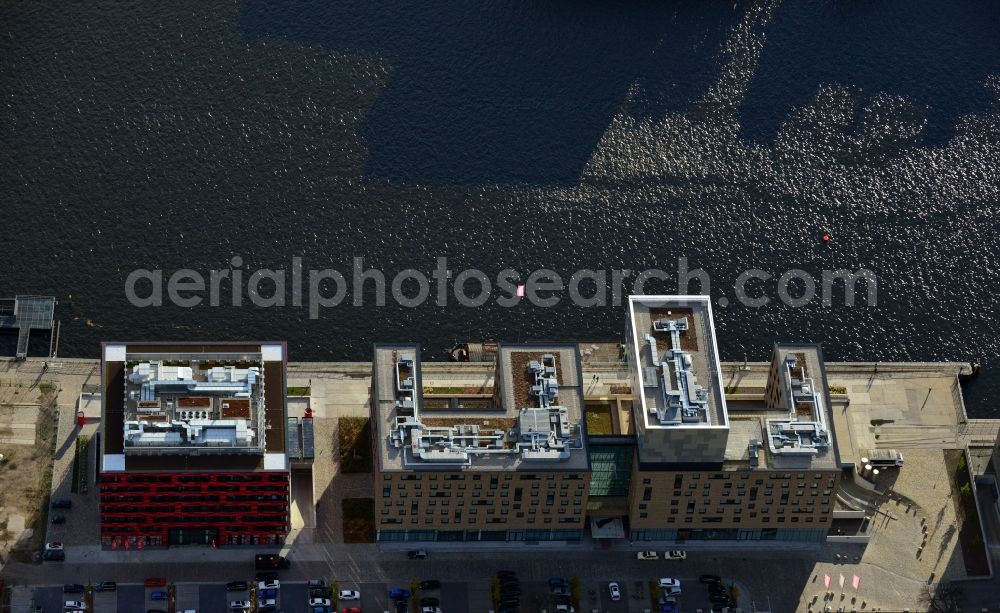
[822,233,831,242]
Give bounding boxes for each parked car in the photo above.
[260,588,278,599]
[550,586,569,596]
[63,584,84,594]
[51,515,66,524]
[699,574,722,584]
[608,581,621,601]
[258,598,276,608]
[342,608,362,613]
[407,549,428,559]
[636,551,659,560]
[418,579,441,590]
[554,605,575,613]
[548,577,568,588]
[150,591,168,601]
[389,588,411,600]
[228,601,251,611]
[308,579,327,588]
[42,549,65,561]
[499,588,521,597]
[95,582,117,592]
[51,499,72,509]
[144,578,167,588]
[664,550,687,560]
[257,580,280,590]
[226,581,248,592]
[308,598,331,607]
[63,602,85,610]
[45,541,64,551]
[420,608,442,613]
[658,578,681,589]
[419,596,440,607]
[310,587,330,598]
[496,570,517,578]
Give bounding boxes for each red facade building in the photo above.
[99,342,291,548]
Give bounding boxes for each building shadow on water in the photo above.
[239,0,748,185]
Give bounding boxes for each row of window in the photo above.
[389,473,583,482]
[380,516,582,526]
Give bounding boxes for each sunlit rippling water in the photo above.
[1,0,998,415]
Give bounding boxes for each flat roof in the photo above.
[374,343,589,472]
[100,342,288,472]
[724,344,842,471]
[628,296,728,429]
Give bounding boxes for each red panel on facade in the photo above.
[99,471,290,548]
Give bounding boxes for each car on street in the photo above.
[144,578,166,588]
[389,588,411,600]
[257,580,280,590]
[548,577,568,588]
[342,608,362,613]
[407,549,428,559]
[42,549,65,561]
[420,608,442,613]
[699,574,722,584]
[51,515,66,524]
[226,581,248,591]
[608,581,621,601]
[658,578,681,589]
[62,584,84,594]
[260,588,278,599]
[664,550,687,560]
[419,596,439,607]
[338,590,360,600]
[45,541,64,550]
[228,601,251,611]
[308,579,327,588]
[550,585,569,596]
[95,582,117,592]
[63,602,85,610]
[150,591,168,600]
[499,587,521,597]
[637,551,659,560]
[554,605,575,613]
[310,587,329,598]
[259,598,277,608]
[309,598,332,606]
[496,570,517,578]
[51,499,72,509]
[418,579,441,590]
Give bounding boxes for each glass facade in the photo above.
[629,527,828,542]
[588,445,634,497]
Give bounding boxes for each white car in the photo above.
[228,600,250,610]
[636,551,659,560]
[658,578,681,594]
[46,542,65,550]
[308,598,331,607]
[257,580,279,590]
[608,581,621,601]
[259,598,276,608]
[63,602,85,611]
[665,550,687,560]
[421,608,442,613]
[554,605,575,613]
[338,590,361,600]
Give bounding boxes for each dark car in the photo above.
[50,498,72,509]
[95,581,117,592]
[226,581,248,592]
[41,549,64,561]
[420,597,440,607]
[255,571,279,582]
[700,574,722,584]
[63,584,84,593]
[418,579,441,590]
[500,588,522,597]
[51,515,66,524]
[548,577,568,588]
[498,598,520,608]
[407,549,427,559]
[496,570,517,578]
[144,578,166,588]
[309,587,329,598]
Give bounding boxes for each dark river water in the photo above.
[1,1,998,416]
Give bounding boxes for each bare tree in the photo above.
[920,582,965,613]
